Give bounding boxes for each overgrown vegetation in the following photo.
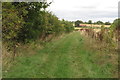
[2,2,74,60]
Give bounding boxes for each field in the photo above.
[79,24,111,28]
[3,32,118,78]
[75,24,110,31]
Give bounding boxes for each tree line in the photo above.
[75,20,111,27]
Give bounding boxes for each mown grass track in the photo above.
[3,32,117,78]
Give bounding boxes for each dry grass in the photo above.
[2,46,13,72]
[81,32,118,78]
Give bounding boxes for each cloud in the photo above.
[47,0,119,22]
[81,6,97,9]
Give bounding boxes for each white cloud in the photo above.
[47,0,119,22]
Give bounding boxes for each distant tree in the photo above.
[105,21,111,25]
[75,20,83,27]
[96,21,104,25]
[88,20,92,24]
[84,22,87,24]
[62,19,65,21]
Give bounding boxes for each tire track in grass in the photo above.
[33,33,73,78]
[52,32,78,78]
[68,32,93,78]
[68,32,111,78]
[49,34,74,78]
[67,32,85,78]
[71,37,99,78]
[66,32,98,78]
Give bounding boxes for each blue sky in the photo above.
[47,0,119,23]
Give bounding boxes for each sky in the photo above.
[47,0,119,23]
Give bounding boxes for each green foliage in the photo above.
[108,18,120,39]
[110,18,120,30]
[105,21,111,25]
[61,20,74,33]
[2,2,74,54]
[101,25,105,32]
[95,20,104,25]
[88,20,92,24]
[2,2,25,42]
[75,20,83,26]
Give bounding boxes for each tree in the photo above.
[17,2,50,42]
[75,20,83,27]
[109,18,120,41]
[88,20,92,24]
[105,21,111,25]
[61,20,74,33]
[96,21,104,25]
[111,19,120,30]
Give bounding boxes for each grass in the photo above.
[2,32,118,78]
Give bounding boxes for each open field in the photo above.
[3,32,118,78]
[79,24,111,28]
[75,24,111,31]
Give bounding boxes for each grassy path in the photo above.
[3,32,117,78]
